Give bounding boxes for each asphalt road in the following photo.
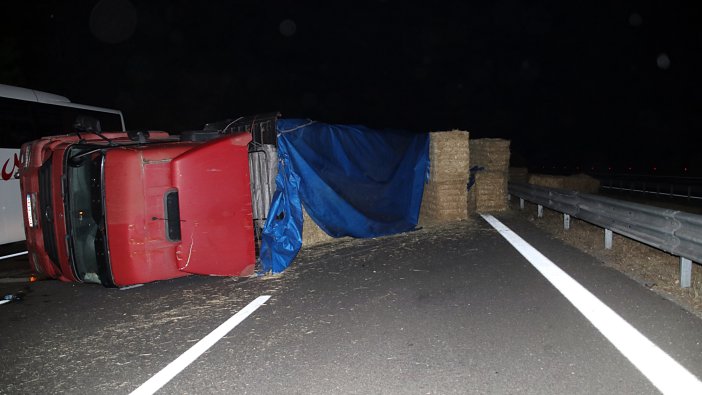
[2,212,702,394]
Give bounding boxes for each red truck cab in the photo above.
[19,130,258,287]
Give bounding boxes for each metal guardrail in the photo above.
[596,178,702,201]
[508,182,702,288]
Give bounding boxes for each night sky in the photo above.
[2,1,700,175]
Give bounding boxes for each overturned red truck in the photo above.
[18,114,278,287]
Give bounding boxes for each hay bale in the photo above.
[563,173,600,193]
[419,130,470,225]
[467,185,476,214]
[528,173,600,193]
[428,130,470,183]
[509,167,529,183]
[301,205,335,246]
[420,180,468,224]
[470,170,508,212]
[469,139,510,171]
[528,174,564,189]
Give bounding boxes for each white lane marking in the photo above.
[0,251,28,261]
[481,214,702,395]
[130,295,271,395]
[119,284,144,291]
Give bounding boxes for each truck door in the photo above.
[170,132,256,276]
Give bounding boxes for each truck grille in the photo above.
[38,158,59,266]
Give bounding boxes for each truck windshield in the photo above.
[64,146,112,286]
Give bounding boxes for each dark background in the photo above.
[2,1,700,175]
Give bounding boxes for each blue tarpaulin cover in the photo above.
[259,119,430,273]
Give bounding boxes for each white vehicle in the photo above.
[0,84,125,246]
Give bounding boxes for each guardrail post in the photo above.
[605,229,613,249]
[563,214,570,230]
[537,205,543,218]
[519,198,524,210]
[680,257,692,288]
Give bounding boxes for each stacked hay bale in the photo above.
[419,130,470,225]
[468,139,510,212]
[528,173,600,193]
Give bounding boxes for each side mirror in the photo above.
[127,131,150,143]
[74,115,102,133]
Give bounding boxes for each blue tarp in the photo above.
[259,119,430,273]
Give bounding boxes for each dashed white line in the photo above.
[481,214,702,395]
[130,295,271,395]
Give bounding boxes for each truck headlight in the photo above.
[26,193,38,228]
[20,143,32,168]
